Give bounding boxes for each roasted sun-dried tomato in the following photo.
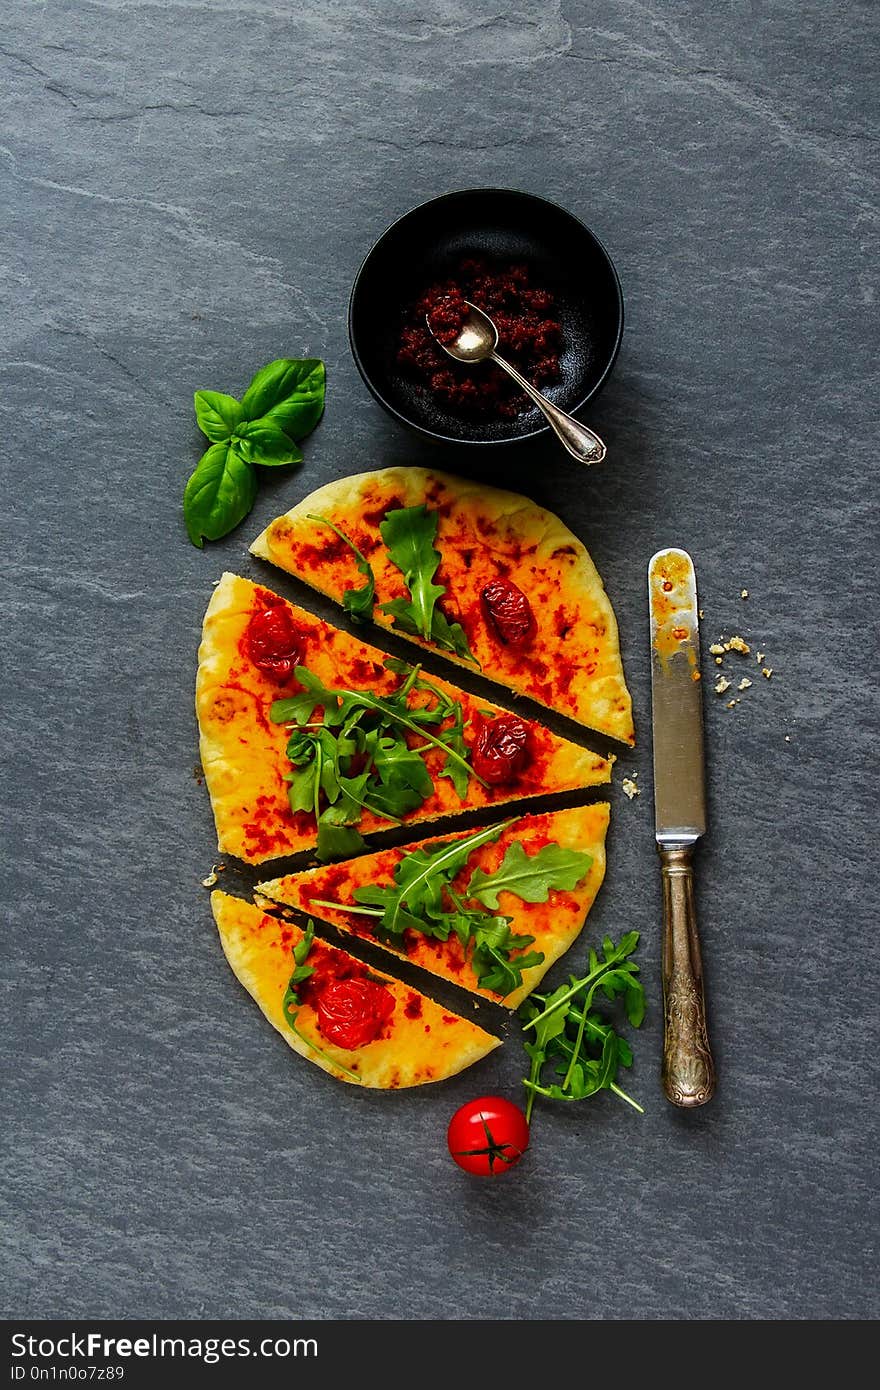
[471,715,532,785]
[481,577,537,648]
[246,602,304,682]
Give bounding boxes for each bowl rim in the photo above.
[347,186,625,447]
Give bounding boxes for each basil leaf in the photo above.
[235,418,304,467]
[183,443,257,548]
[194,390,243,442]
[240,358,326,440]
[467,842,594,911]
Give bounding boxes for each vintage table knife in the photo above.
[648,548,716,1107]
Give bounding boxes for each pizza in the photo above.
[255,804,609,1010]
[212,891,500,1089]
[197,571,613,865]
[250,466,634,745]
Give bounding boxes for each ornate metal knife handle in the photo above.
[659,844,716,1107]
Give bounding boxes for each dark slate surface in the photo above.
[2,0,877,1322]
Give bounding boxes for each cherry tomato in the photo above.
[471,715,531,785]
[447,1096,530,1176]
[315,977,396,1050]
[481,577,536,647]
[247,602,305,682]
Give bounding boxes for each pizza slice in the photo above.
[197,572,612,865]
[256,804,609,1010]
[250,466,634,745]
[212,891,500,1088]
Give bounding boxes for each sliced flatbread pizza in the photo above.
[250,467,634,745]
[256,804,609,1010]
[212,891,499,1088]
[197,572,612,865]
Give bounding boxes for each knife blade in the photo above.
[648,548,716,1108]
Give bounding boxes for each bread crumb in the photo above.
[715,656,723,665]
[738,677,752,691]
[201,863,226,888]
[762,667,773,679]
[784,735,791,743]
[709,642,726,655]
[741,589,749,599]
[621,777,640,800]
[715,676,731,694]
[726,635,750,654]
[756,651,765,663]
[698,608,705,619]
[726,699,739,708]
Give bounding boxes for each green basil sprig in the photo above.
[184,358,325,547]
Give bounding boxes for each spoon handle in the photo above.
[489,352,606,465]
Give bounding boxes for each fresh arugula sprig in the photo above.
[311,823,594,998]
[269,660,485,861]
[280,920,361,1082]
[378,505,477,663]
[308,513,375,622]
[184,358,325,547]
[519,931,645,1122]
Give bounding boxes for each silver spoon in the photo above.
[427,299,606,464]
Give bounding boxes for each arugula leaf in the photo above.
[519,931,645,1122]
[308,514,375,623]
[282,919,316,1009]
[183,443,257,548]
[185,357,324,547]
[235,418,304,467]
[240,358,326,439]
[315,817,367,863]
[471,918,543,995]
[352,821,512,937]
[467,842,594,911]
[429,606,476,663]
[437,701,469,801]
[269,661,487,861]
[378,505,477,663]
[379,506,444,640]
[271,668,345,727]
[194,390,243,442]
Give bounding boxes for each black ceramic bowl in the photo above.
[348,188,624,446]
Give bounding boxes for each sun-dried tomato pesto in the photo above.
[398,257,562,418]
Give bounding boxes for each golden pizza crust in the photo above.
[196,572,611,865]
[256,804,610,1010]
[212,891,500,1088]
[250,467,634,745]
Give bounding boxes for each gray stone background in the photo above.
[2,0,877,1322]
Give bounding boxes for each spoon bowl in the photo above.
[432,302,498,363]
[428,300,607,465]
